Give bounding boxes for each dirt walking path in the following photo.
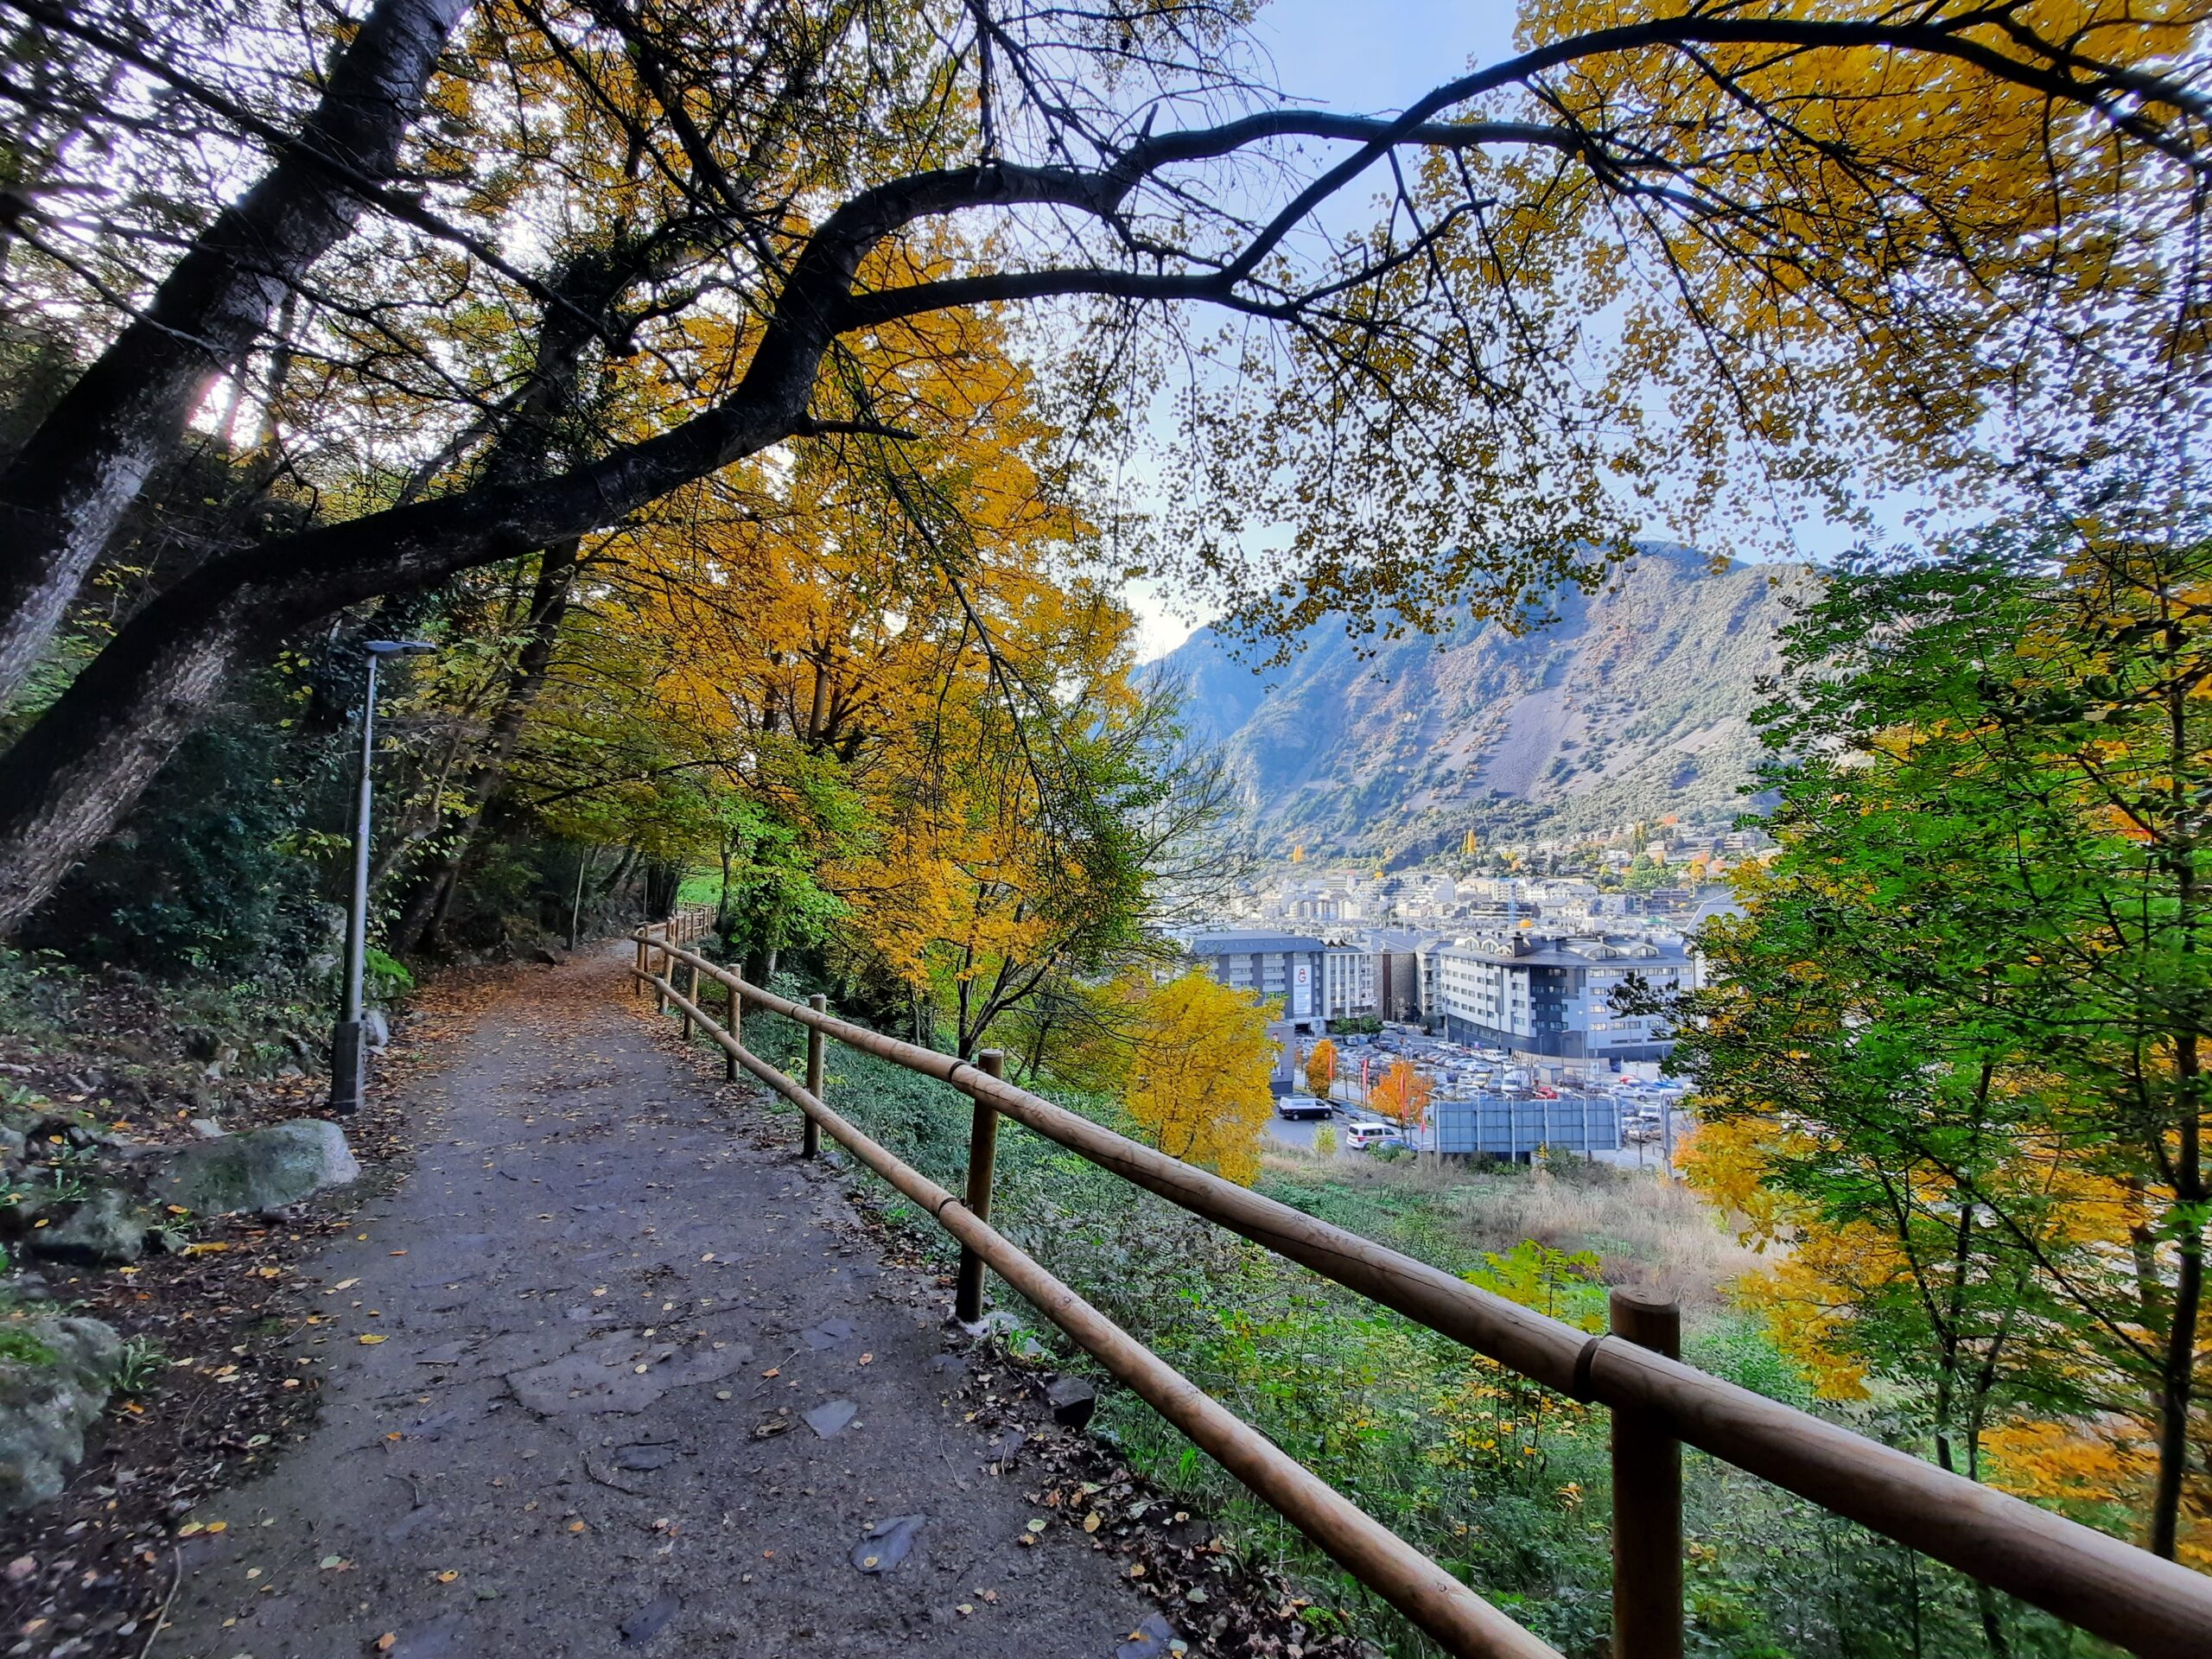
[153,949,1167,1659]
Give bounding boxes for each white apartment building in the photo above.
[1179,930,1328,1027]
[1322,948,1376,1020]
[1432,933,1694,1064]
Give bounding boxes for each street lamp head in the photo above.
[364,639,436,656]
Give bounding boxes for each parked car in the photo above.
[1344,1120,1408,1152]
[1275,1094,1333,1122]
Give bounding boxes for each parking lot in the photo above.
[1264,1109,1358,1157]
[1277,1023,1688,1165]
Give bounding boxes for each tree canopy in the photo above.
[1666,529,2212,1564]
[0,0,2205,929]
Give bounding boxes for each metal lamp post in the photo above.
[330,639,435,1114]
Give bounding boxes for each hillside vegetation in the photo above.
[726,995,2085,1659]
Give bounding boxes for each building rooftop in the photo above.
[1181,930,1329,955]
[1440,934,1694,969]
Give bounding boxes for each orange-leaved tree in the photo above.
[1122,974,1278,1185]
[1305,1037,1338,1098]
[1370,1061,1433,1128]
[480,249,1234,1046]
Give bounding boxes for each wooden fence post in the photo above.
[681,960,697,1039]
[954,1049,1005,1324]
[726,979,742,1082]
[633,937,645,995]
[652,938,667,1013]
[1610,1286,1683,1659]
[803,994,826,1159]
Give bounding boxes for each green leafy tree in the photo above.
[710,797,848,982]
[1660,534,2212,1566]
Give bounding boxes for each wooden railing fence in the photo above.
[630,921,2212,1659]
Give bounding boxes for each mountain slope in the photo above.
[1148,544,1813,859]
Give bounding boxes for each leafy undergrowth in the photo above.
[0,946,335,1151]
[0,958,514,1659]
[947,1352,1367,1659]
[667,989,2098,1659]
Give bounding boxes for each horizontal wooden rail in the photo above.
[642,903,714,945]
[636,936,2212,1659]
[634,953,1559,1659]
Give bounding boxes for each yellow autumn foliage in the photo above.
[1985,1421,2212,1572]
[1122,975,1279,1186]
[1370,1060,1434,1128]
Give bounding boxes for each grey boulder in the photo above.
[23,1187,143,1265]
[0,1316,122,1513]
[151,1119,360,1217]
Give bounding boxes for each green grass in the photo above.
[0,1327,56,1367]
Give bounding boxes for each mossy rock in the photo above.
[22,1186,145,1266]
[150,1119,359,1217]
[0,1315,121,1513]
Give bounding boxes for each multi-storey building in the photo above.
[1354,926,1440,1022]
[1179,930,1328,1027]
[1321,947,1376,1020]
[1432,933,1694,1064]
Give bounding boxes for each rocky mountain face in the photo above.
[1148,544,1814,861]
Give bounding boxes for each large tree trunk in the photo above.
[378,232,671,954]
[0,377,781,931]
[2150,1077,2204,1558]
[0,0,470,704]
[0,162,1087,929]
[642,860,683,919]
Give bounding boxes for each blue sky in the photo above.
[1253,0,1521,118]
[1122,2,1530,658]
[1115,2,1932,661]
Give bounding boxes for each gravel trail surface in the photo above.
[156,949,1164,1658]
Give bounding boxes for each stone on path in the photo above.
[1116,1611,1183,1658]
[851,1513,925,1574]
[506,1332,752,1414]
[387,1611,467,1657]
[1044,1374,1097,1430]
[804,1397,857,1438]
[619,1589,680,1643]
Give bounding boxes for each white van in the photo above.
[1344,1121,1407,1152]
